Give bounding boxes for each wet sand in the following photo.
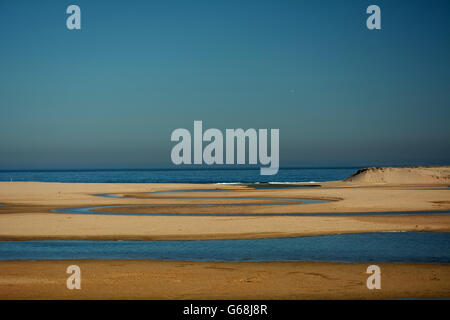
[0,181,449,240]
[0,260,448,299]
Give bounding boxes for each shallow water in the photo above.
[53,205,450,217]
[1,232,449,263]
[54,188,450,217]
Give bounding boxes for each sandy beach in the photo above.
[0,173,449,241]
[0,260,449,299]
[0,167,449,299]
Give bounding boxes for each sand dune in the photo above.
[344,166,450,184]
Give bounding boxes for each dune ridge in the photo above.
[344,166,450,184]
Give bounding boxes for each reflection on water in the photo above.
[0,232,449,263]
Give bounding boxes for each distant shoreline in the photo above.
[1,166,449,185]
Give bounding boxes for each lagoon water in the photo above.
[53,189,450,217]
[54,205,450,217]
[1,232,449,263]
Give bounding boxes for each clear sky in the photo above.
[0,0,449,169]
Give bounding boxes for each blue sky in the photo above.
[0,0,449,169]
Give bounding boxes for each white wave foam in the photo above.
[267,181,318,184]
[214,182,244,185]
[214,181,319,185]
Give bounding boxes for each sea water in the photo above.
[0,167,357,184]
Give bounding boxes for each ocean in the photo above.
[0,167,359,184]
